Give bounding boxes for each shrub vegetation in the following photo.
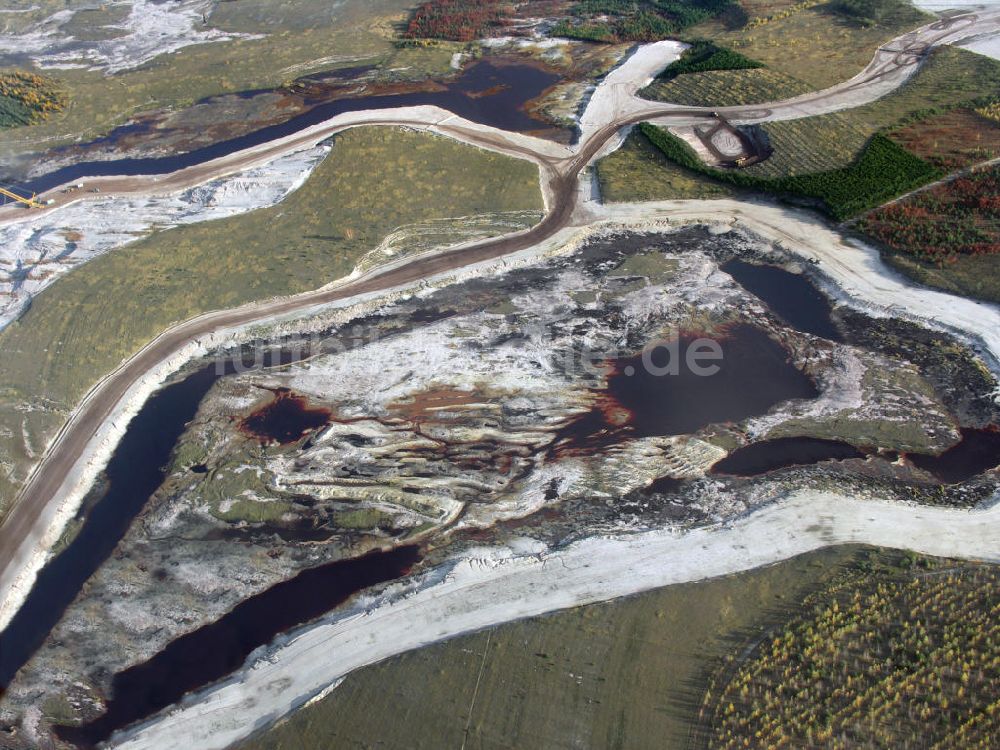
[655,40,763,82]
[701,556,1000,749]
[859,166,1000,263]
[403,0,513,41]
[0,71,65,128]
[639,123,941,219]
[552,0,735,42]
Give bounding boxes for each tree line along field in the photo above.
[0,71,64,128]
[639,123,940,220]
[698,553,1000,750]
[0,127,543,518]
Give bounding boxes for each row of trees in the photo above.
[639,123,942,220]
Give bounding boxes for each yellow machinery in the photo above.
[0,185,45,208]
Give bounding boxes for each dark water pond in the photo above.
[721,259,842,342]
[551,324,818,455]
[909,427,1000,484]
[240,388,332,444]
[55,544,421,748]
[0,349,309,690]
[18,59,560,194]
[711,437,865,476]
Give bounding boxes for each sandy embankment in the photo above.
[112,489,1000,750]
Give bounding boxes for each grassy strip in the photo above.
[639,122,942,219]
[656,40,763,82]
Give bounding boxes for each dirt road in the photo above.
[1,6,998,643]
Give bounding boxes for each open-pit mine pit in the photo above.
[1,225,998,748]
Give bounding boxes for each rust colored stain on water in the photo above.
[550,324,818,456]
[239,388,332,444]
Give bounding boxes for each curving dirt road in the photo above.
[1,7,999,640]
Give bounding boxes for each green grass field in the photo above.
[642,67,809,106]
[596,128,737,201]
[0,126,542,514]
[236,546,861,750]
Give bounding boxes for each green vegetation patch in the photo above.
[552,0,735,43]
[641,67,809,106]
[0,71,65,128]
[701,554,1000,749]
[656,40,764,82]
[596,128,737,201]
[640,123,941,219]
[0,127,542,515]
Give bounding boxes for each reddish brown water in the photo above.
[239,388,331,444]
[550,325,818,456]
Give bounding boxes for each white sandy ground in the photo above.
[0,1,259,74]
[0,220,590,634]
[110,488,1000,750]
[577,39,687,146]
[0,144,330,329]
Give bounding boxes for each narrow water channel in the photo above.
[19,59,561,194]
[54,545,422,748]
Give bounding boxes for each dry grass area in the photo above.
[0,126,542,512]
[641,67,809,106]
[889,108,1000,172]
[596,129,736,201]
[236,546,860,750]
[692,1,931,89]
[883,252,1000,307]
